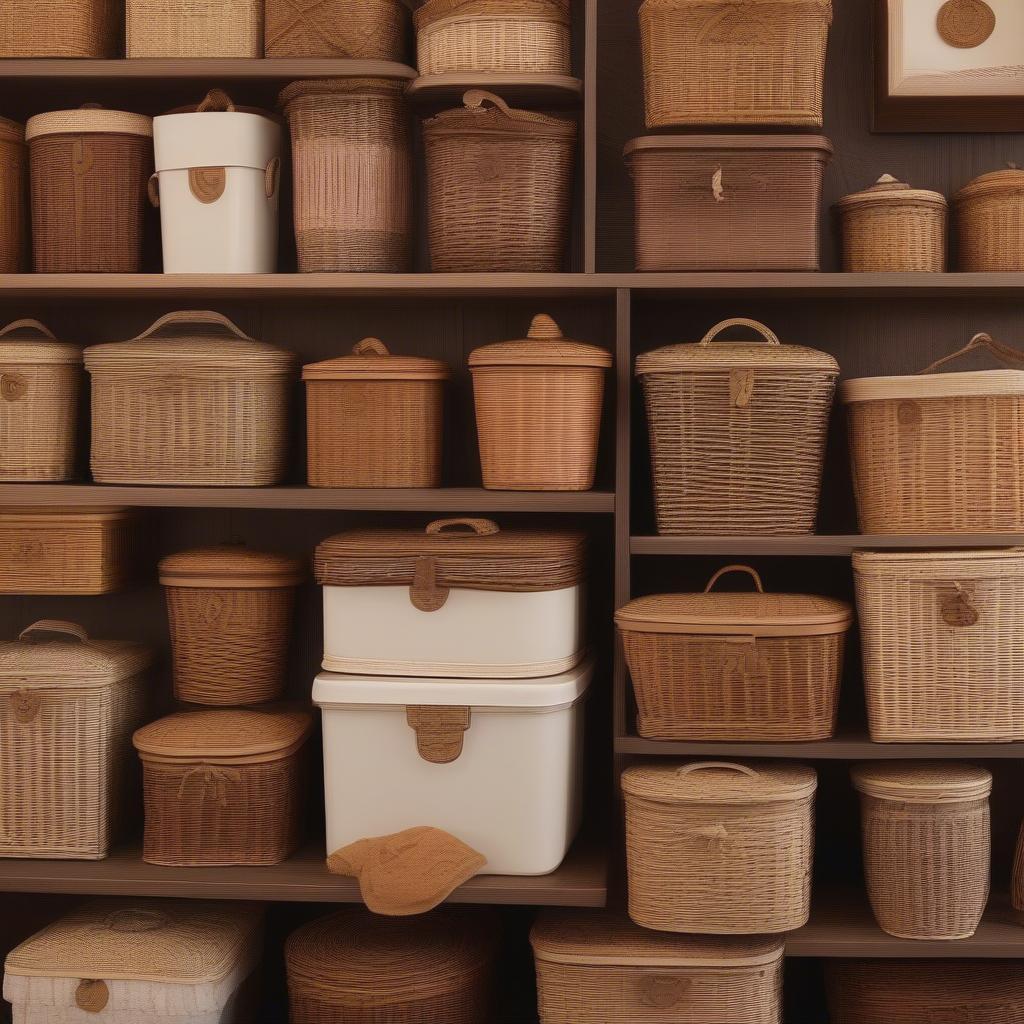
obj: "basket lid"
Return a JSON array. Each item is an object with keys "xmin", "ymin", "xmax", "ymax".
[
  {"xmin": 279, "ymin": 75, "xmax": 411, "ymax": 111},
  {"xmin": 0, "ymin": 505, "xmax": 136, "ymax": 524},
  {"xmin": 852, "ymin": 762, "xmax": 992, "ymax": 803},
  {"xmin": 0, "ymin": 116, "xmax": 24, "ymax": 144},
  {"xmin": 26, "ymin": 106, "xmax": 153, "ymax": 141},
  {"xmin": 622, "ymin": 760, "xmax": 817, "ymax": 805},
  {"xmin": 955, "ymin": 166, "xmax": 1024, "ymax": 203},
  {"xmin": 424, "ymin": 90, "xmax": 576, "ymax": 139},
  {"xmin": 415, "ymin": 0, "xmax": 569, "ymax": 29},
  {"xmin": 0, "ymin": 319, "xmax": 81, "ymax": 365},
  {"xmin": 158, "ymin": 546, "xmax": 307, "ymax": 588},
  {"xmin": 468, "ymin": 314, "xmax": 612, "ymax": 369},
  {"xmin": 836, "ymin": 173, "xmax": 947, "ymax": 211},
  {"xmin": 852, "ymin": 547, "xmax": 1024, "ymax": 575},
  {"xmin": 635, "ymin": 319, "xmax": 839, "ymax": 375},
  {"xmin": 303, "ymin": 338, "xmax": 450, "ymax": 381},
  {"xmin": 624, "ymin": 134, "xmax": 833, "ymax": 158}
]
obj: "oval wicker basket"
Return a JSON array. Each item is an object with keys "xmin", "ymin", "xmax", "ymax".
[
  {"xmin": 126, "ymin": 0, "xmax": 262, "ymax": 56},
  {"xmin": 0, "ymin": 0, "xmax": 119, "ymax": 57},
  {"xmin": 0, "ymin": 117, "xmax": 27, "ymax": 274},
  {"xmin": 266, "ymin": 0, "xmax": 408, "ymax": 57},
  {"xmin": 955, "ymin": 168, "xmax": 1024, "ymax": 272}
]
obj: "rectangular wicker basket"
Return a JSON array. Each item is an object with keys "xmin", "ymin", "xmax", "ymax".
[
  {"xmin": 0, "ymin": 118, "xmax": 26, "ymax": 274},
  {"xmin": 126, "ymin": 0, "xmax": 262, "ymax": 56},
  {"xmin": 0, "ymin": 0, "xmax": 120, "ymax": 57},
  {"xmin": 266, "ymin": 0, "xmax": 408, "ymax": 58}
]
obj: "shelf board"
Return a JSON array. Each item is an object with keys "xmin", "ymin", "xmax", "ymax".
[
  {"xmin": 630, "ymin": 534, "xmax": 1024, "ymax": 556},
  {"xmin": 406, "ymin": 72, "xmax": 583, "ymax": 109}
]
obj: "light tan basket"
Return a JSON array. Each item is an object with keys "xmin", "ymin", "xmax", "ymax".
[
  {"xmin": 622, "ymin": 760, "xmax": 816, "ymax": 934},
  {"xmin": 266, "ymin": 0, "xmax": 409, "ymax": 58},
  {"xmin": 0, "ymin": 319, "xmax": 83, "ymax": 483},
  {"xmin": 0, "ymin": 620, "xmax": 151, "ymax": 859},
  {"xmin": 852, "ymin": 762, "xmax": 991, "ymax": 940},
  {"xmin": 126, "ymin": 0, "xmax": 262, "ymax": 56},
  {"xmin": 955, "ymin": 167, "xmax": 1024, "ymax": 272},
  {"xmin": 0, "ymin": 118, "xmax": 26, "ymax": 273},
  {"xmin": 0, "ymin": 0, "xmax": 119, "ymax": 56}
]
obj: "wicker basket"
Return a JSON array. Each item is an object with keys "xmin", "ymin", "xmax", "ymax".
[
  {"xmin": 266, "ymin": 0, "xmax": 408, "ymax": 58},
  {"xmin": 133, "ymin": 707, "xmax": 311, "ymax": 866},
  {"xmin": 0, "ymin": 118, "xmax": 26, "ymax": 274},
  {"xmin": 836, "ymin": 174, "xmax": 948, "ymax": 273},
  {"xmin": 0, "ymin": 319, "xmax": 83, "ymax": 483},
  {"xmin": 0, "ymin": 0, "xmax": 119, "ymax": 56},
  {"xmin": 1013, "ymin": 819, "xmax": 1024, "ymax": 913},
  {"xmin": 415, "ymin": 0, "xmax": 570, "ymax": 75},
  {"xmin": 303, "ymin": 338, "xmax": 449, "ymax": 488},
  {"xmin": 955, "ymin": 168, "xmax": 1024, "ymax": 272},
  {"xmin": 160, "ymin": 547, "xmax": 306, "ymax": 706},
  {"xmin": 286, "ymin": 908, "xmax": 497, "ymax": 1023},
  {"xmin": 639, "ymin": 0, "xmax": 831, "ymax": 128},
  {"xmin": 126, "ymin": 0, "xmax": 262, "ymax": 56},
  {"xmin": 852, "ymin": 762, "xmax": 991, "ymax": 940},
  {"xmin": 0, "ymin": 620, "xmax": 151, "ymax": 859},
  {"xmin": 637, "ymin": 318, "xmax": 838, "ymax": 535},
  {"xmin": 423, "ymin": 90, "xmax": 576, "ymax": 273},
  {"xmin": 532, "ymin": 911, "xmax": 785, "ymax": 1024},
  {"xmin": 280, "ymin": 77, "xmax": 413, "ymax": 273},
  {"xmin": 469, "ymin": 314, "xmax": 611, "ymax": 491},
  {"xmin": 622, "ymin": 760, "xmax": 816, "ymax": 934},
  {"xmin": 616, "ymin": 565, "xmax": 852, "ymax": 742},
  {"xmin": 84, "ymin": 310, "xmax": 295, "ymax": 486}
]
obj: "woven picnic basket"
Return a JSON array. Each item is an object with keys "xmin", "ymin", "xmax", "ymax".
[
  {"xmin": 134, "ymin": 707, "xmax": 311, "ymax": 866},
  {"xmin": 616, "ymin": 566, "xmax": 851, "ymax": 742},
  {"xmin": 286, "ymin": 908, "xmax": 497, "ymax": 1023},
  {"xmin": 638, "ymin": 0, "xmax": 831, "ymax": 128},
  {"xmin": 160, "ymin": 547, "xmax": 306, "ymax": 706},
  {"xmin": 853, "ymin": 762, "xmax": 991, "ymax": 940},
  {"xmin": 0, "ymin": 620, "xmax": 151, "ymax": 860},
  {"xmin": 0, "ymin": 118, "xmax": 26, "ymax": 273},
  {"xmin": 26, "ymin": 108, "xmax": 153, "ymax": 274},
  {"xmin": 126, "ymin": 0, "xmax": 262, "ymax": 56},
  {"xmin": 280, "ymin": 77, "xmax": 413, "ymax": 273},
  {"xmin": 531, "ymin": 911, "xmax": 785, "ymax": 1024},
  {"xmin": 84, "ymin": 310, "xmax": 295, "ymax": 486},
  {"xmin": 266, "ymin": 0, "xmax": 408, "ymax": 58},
  {"xmin": 469, "ymin": 314, "xmax": 611, "ymax": 491},
  {"xmin": 622, "ymin": 760, "xmax": 816, "ymax": 934},
  {"xmin": 423, "ymin": 91, "xmax": 576, "ymax": 272},
  {"xmin": 0, "ymin": 320, "xmax": 82, "ymax": 483},
  {"xmin": 303, "ymin": 339, "xmax": 449, "ymax": 488},
  {"xmin": 955, "ymin": 167, "xmax": 1024, "ymax": 272},
  {"xmin": 637, "ymin": 319, "xmax": 838, "ymax": 535},
  {"xmin": 0, "ymin": 0, "xmax": 119, "ymax": 56}
]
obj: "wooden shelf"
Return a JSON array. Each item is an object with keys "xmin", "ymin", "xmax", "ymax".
[
  {"xmin": 630, "ymin": 534, "xmax": 1024, "ymax": 556},
  {"xmin": 406, "ymin": 72, "xmax": 583, "ymax": 108}
]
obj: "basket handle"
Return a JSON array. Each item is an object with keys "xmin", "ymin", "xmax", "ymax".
[
  {"xmin": 676, "ymin": 761, "xmax": 759, "ymax": 779},
  {"xmin": 918, "ymin": 332, "xmax": 1024, "ymax": 375},
  {"xmin": 352, "ymin": 337, "xmax": 390, "ymax": 357},
  {"xmin": 425, "ymin": 518, "xmax": 500, "ymax": 537},
  {"xmin": 197, "ymin": 88, "xmax": 237, "ymax": 113},
  {"xmin": 699, "ymin": 319, "xmax": 781, "ymax": 347},
  {"xmin": 265, "ymin": 156, "xmax": 280, "ymax": 199},
  {"xmin": 0, "ymin": 319, "xmax": 57, "ymax": 340},
  {"xmin": 704, "ymin": 564, "xmax": 765, "ymax": 594},
  {"xmin": 19, "ymin": 620, "xmax": 89, "ymax": 643},
  {"xmin": 130, "ymin": 310, "xmax": 256, "ymax": 343},
  {"xmin": 461, "ymin": 89, "xmax": 551, "ymax": 127},
  {"xmin": 147, "ymin": 173, "xmax": 160, "ymax": 208}
]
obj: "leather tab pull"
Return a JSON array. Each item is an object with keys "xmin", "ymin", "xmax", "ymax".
[
  {"xmin": 0, "ymin": 372, "xmax": 27, "ymax": 402},
  {"xmin": 730, "ymin": 368, "xmax": 754, "ymax": 407},
  {"xmin": 940, "ymin": 584, "xmax": 980, "ymax": 627},
  {"xmin": 10, "ymin": 689, "xmax": 40, "ymax": 724},
  {"xmin": 410, "ymin": 555, "xmax": 449, "ymax": 612},
  {"xmin": 75, "ymin": 979, "xmax": 109, "ymax": 1013},
  {"xmin": 406, "ymin": 706, "xmax": 471, "ymax": 763},
  {"xmin": 189, "ymin": 167, "xmax": 226, "ymax": 204},
  {"xmin": 638, "ymin": 975, "xmax": 691, "ymax": 1010}
]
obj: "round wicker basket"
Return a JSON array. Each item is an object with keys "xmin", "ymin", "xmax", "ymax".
[{"xmin": 955, "ymin": 167, "xmax": 1024, "ymax": 272}]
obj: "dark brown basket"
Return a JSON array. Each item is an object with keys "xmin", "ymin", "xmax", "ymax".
[{"xmin": 0, "ymin": 118, "xmax": 27, "ymax": 274}]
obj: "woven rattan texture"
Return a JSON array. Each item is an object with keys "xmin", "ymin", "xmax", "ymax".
[
  {"xmin": 126, "ymin": 0, "xmax": 262, "ymax": 56},
  {"xmin": 1012, "ymin": 819, "xmax": 1024, "ymax": 912},
  {"xmin": 265, "ymin": 0, "xmax": 408, "ymax": 58},
  {"xmin": 0, "ymin": 0, "xmax": 119, "ymax": 56},
  {"xmin": 956, "ymin": 183, "xmax": 1024, "ymax": 272},
  {"xmin": 0, "ymin": 125, "xmax": 26, "ymax": 273},
  {"xmin": 840, "ymin": 201, "xmax": 947, "ymax": 273}
]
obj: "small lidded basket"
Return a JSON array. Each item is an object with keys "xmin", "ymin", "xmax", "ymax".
[{"xmin": 955, "ymin": 166, "xmax": 1024, "ymax": 271}]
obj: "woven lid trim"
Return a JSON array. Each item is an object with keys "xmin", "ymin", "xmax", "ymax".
[
  {"xmin": 0, "ymin": 506, "xmax": 137, "ymax": 524},
  {"xmin": 279, "ymin": 75, "xmax": 412, "ymax": 110},
  {"xmin": 0, "ymin": 621, "xmax": 152, "ymax": 684},
  {"xmin": 853, "ymin": 548, "xmax": 1024, "ymax": 574},
  {"xmin": 0, "ymin": 319, "xmax": 81, "ymax": 365},
  {"xmin": 302, "ymin": 338, "xmax": 450, "ymax": 381},
  {"xmin": 0, "ymin": 116, "xmax": 24, "ymax": 143},
  {"xmin": 852, "ymin": 762, "xmax": 992, "ymax": 803},
  {"xmin": 842, "ymin": 368, "xmax": 1024, "ymax": 402},
  {"xmin": 836, "ymin": 174, "xmax": 946, "ymax": 211},
  {"xmin": 622, "ymin": 760, "xmax": 817, "ymax": 805},
  {"xmin": 424, "ymin": 90, "xmax": 576, "ymax": 139},
  {"xmin": 955, "ymin": 167, "xmax": 1024, "ymax": 203},
  {"xmin": 468, "ymin": 314, "xmax": 612, "ymax": 368},
  {"xmin": 415, "ymin": 0, "xmax": 569, "ymax": 30},
  {"xmin": 624, "ymin": 134, "xmax": 833, "ymax": 158},
  {"xmin": 159, "ymin": 546, "xmax": 306, "ymax": 588},
  {"xmin": 26, "ymin": 108, "xmax": 153, "ymax": 140}
]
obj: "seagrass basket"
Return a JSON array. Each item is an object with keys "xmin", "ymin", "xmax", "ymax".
[
  {"xmin": 303, "ymin": 339, "xmax": 449, "ymax": 488},
  {"xmin": 422, "ymin": 90, "xmax": 576, "ymax": 272},
  {"xmin": 638, "ymin": 0, "xmax": 831, "ymax": 128},
  {"xmin": 637, "ymin": 318, "xmax": 838, "ymax": 535},
  {"xmin": 469, "ymin": 314, "xmax": 611, "ymax": 491},
  {"xmin": 266, "ymin": 0, "xmax": 408, "ymax": 58},
  {"xmin": 955, "ymin": 168, "xmax": 1024, "ymax": 272},
  {"xmin": 84, "ymin": 310, "xmax": 295, "ymax": 486},
  {"xmin": 0, "ymin": 118, "xmax": 26, "ymax": 274},
  {"xmin": 0, "ymin": 620, "xmax": 151, "ymax": 859},
  {"xmin": 133, "ymin": 707, "xmax": 312, "ymax": 866},
  {"xmin": 0, "ymin": 319, "xmax": 83, "ymax": 483},
  {"xmin": 126, "ymin": 0, "xmax": 262, "ymax": 56},
  {"xmin": 622, "ymin": 760, "xmax": 816, "ymax": 934},
  {"xmin": 0, "ymin": 0, "xmax": 119, "ymax": 56},
  {"xmin": 280, "ymin": 77, "xmax": 413, "ymax": 273},
  {"xmin": 160, "ymin": 547, "xmax": 306, "ymax": 706},
  {"xmin": 286, "ymin": 908, "xmax": 497, "ymax": 1023},
  {"xmin": 532, "ymin": 912, "xmax": 785, "ymax": 1024},
  {"xmin": 852, "ymin": 762, "xmax": 991, "ymax": 940},
  {"xmin": 616, "ymin": 566, "xmax": 851, "ymax": 742}
]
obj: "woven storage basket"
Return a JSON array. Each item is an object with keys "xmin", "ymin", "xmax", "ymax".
[
  {"xmin": 639, "ymin": 0, "xmax": 831, "ymax": 128},
  {"xmin": 0, "ymin": 620, "xmax": 151, "ymax": 860},
  {"xmin": 0, "ymin": 0, "xmax": 119, "ymax": 56},
  {"xmin": 0, "ymin": 118, "xmax": 26, "ymax": 274},
  {"xmin": 266, "ymin": 0, "xmax": 408, "ymax": 57},
  {"xmin": 286, "ymin": 908, "xmax": 497, "ymax": 1023},
  {"xmin": 616, "ymin": 565, "xmax": 851, "ymax": 742},
  {"xmin": 532, "ymin": 911, "xmax": 784, "ymax": 1024},
  {"xmin": 160, "ymin": 547, "xmax": 306, "ymax": 706},
  {"xmin": 622, "ymin": 760, "xmax": 816, "ymax": 934},
  {"xmin": 126, "ymin": 0, "xmax": 262, "ymax": 56},
  {"xmin": 0, "ymin": 320, "xmax": 82, "ymax": 483},
  {"xmin": 852, "ymin": 762, "xmax": 991, "ymax": 940},
  {"xmin": 955, "ymin": 168, "xmax": 1024, "ymax": 272},
  {"xmin": 84, "ymin": 310, "xmax": 295, "ymax": 486},
  {"xmin": 280, "ymin": 77, "xmax": 413, "ymax": 273},
  {"xmin": 134, "ymin": 707, "xmax": 311, "ymax": 866},
  {"xmin": 304, "ymin": 338, "xmax": 449, "ymax": 488},
  {"xmin": 836, "ymin": 174, "xmax": 947, "ymax": 273},
  {"xmin": 26, "ymin": 108, "xmax": 152, "ymax": 275},
  {"xmin": 423, "ymin": 90, "xmax": 576, "ymax": 273},
  {"xmin": 637, "ymin": 318, "xmax": 838, "ymax": 535}
]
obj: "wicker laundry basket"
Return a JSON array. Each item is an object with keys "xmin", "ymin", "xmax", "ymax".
[
  {"xmin": 266, "ymin": 0, "xmax": 408, "ymax": 58},
  {"xmin": 0, "ymin": 319, "xmax": 82, "ymax": 483},
  {"xmin": 852, "ymin": 762, "xmax": 991, "ymax": 940},
  {"xmin": 0, "ymin": 620, "xmax": 151, "ymax": 859},
  {"xmin": 0, "ymin": 0, "xmax": 119, "ymax": 56},
  {"xmin": 423, "ymin": 90, "xmax": 576, "ymax": 272},
  {"xmin": 622, "ymin": 760, "xmax": 816, "ymax": 934},
  {"xmin": 0, "ymin": 118, "xmax": 26, "ymax": 274},
  {"xmin": 955, "ymin": 167, "xmax": 1024, "ymax": 272},
  {"xmin": 127, "ymin": 0, "xmax": 262, "ymax": 56}
]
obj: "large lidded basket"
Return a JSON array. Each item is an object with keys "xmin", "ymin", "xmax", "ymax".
[
  {"xmin": 955, "ymin": 167, "xmax": 1024, "ymax": 272},
  {"xmin": 0, "ymin": 620, "xmax": 151, "ymax": 860},
  {"xmin": 0, "ymin": 118, "xmax": 26, "ymax": 273},
  {"xmin": 266, "ymin": 0, "xmax": 409, "ymax": 58},
  {"xmin": 0, "ymin": 0, "xmax": 119, "ymax": 57},
  {"xmin": 126, "ymin": 0, "xmax": 262, "ymax": 56},
  {"xmin": 637, "ymin": 319, "xmax": 838, "ymax": 535},
  {"xmin": 616, "ymin": 565, "xmax": 852, "ymax": 742}
]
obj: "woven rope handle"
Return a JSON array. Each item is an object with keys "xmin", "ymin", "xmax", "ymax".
[
  {"xmin": 462, "ymin": 88, "xmax": 551, "ymax": 127},
  {"xmin": 147, "ymin": 173, "xmax": 160, "ymax": 208},
  {"xmin": 425, "ymin": 518, "xmax": 500, "ymax": 536},
  {"xmin": 352, "ymin": 337, "xmax": 389, "ymax": 357},
  {"xmin": 918, "ymin": 332, "xmax": 1024, "ymax": 375},
  {"xmin": 197, "ymin": 88, "xmax": 236, "ymax": 113},
  {"xmin": 19, "ymin": 620, "xmax": 89, "ymax": 643},
  {"xmin": 265, "ymin": 156, "xmax": 280, "ymax": 199},
  {"xmin": 704, "ymin": 564, "xmax": 765, "ymax": 594},
  {"xmin": 131, "ymin": 311, "xmax": 255, "ymax": 343},
  {"xmin": 676, "ymin": 761, "xmax": 759, "ymax": 779},
  {"xmin": 699, "ymin": 319, "xmax": 781, "ymax": 347},
  {"xmin": 0, "ymin": 319, "xmax": 57, "ymax": 340}
]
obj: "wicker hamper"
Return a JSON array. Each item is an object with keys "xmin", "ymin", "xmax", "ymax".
[
  {"xmin": 639, "ymin": 0, "xmax": 831, "ymax": 128},
  {"xmin": 622, "ymin": 760, "xmax": 816, "ymax": 934},
  {"xmin": 852, "ymin": 762, "xmax": 991, "ymax": 940},
  {"xmin": 955, "ymin": 167, "xmax": 1024, "ymax": 272},
  {"xmin": 423, "ymin": 90, "xmax": 576, "ymax": 273},
  {"xmin": 160, "ymin": 546, "xmax": 306, "ymax": 706},
  {"xmin": 134, "ymin": 707, "xmax": 311, "ymax": 867},
  {"xmin": 616, "ymin": 565, "xmax": 851, "ymax": 742},
  {"xmin": 0, "ymin": 118, "xmax": 26, "ymax": 274},
  {"xmin": 84, "ymin": 310, "xmax": 295, "ymax": 486},
  {"xmin": 126, "ymin": 0, "xmax": 262, "ymax": 56},
  {"xmin": 266, "ymin": 0, "xmax": 408, "ymax": 58},
  {"xmin": 0, "ymin": 0, "xmax": 119, "ymax": 57},
  {"xmin": 531, "ymin": 911, "xmax": 785, "ymax": 1024},
  {"xmin": 304, "ymin": 339, "xmax": 449, "ymax": 488},
  {"xmin": 0, "ymin": 620, "xmax": 151, "ymax": 859}
]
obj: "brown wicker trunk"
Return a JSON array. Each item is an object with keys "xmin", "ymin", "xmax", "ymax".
[
  {"xmin": 265, "ymin": 0, "xmax": 409, "ymax": 58},
  {"xmin": 126, "ymin": 0, "xmax": 263, "ymax": 56},
  {"xmin": 955, "ymin": 168, "xmax": 1024, "ymax": 272},
  {"xmin": 0, "ymin": 0, "xmax": 120, "ymax": 57},
  {"xmin": 0, "ymin": 117, "xmax": 26, "ymax": 274}
]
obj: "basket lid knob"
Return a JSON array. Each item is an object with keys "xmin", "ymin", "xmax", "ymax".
[
  {"xmin": 527, "ymin": 314, "xmax": 563, "ymax": 341},
  {"xmin": 867, "ymin": 173, "xmax": 911, "ymax": 192}
]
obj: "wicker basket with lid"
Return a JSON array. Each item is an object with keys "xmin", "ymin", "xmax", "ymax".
[
  {"xmin": 622, "ymin": 760, "xmax": 817, "ymax": 934},
  {"xmin": 126, "ymin": 0, "xmax": 262, "ymax": 56},
  {"xmin": 133, "ymin": 707, "xmax": 312, "ymax": 866},
  {"xmin": 0, "ymin": 117, "xmax": 26, "ymax": 273},
  {"xmin": 0, "ymin": 0, "xmax": 119, "ymax": 57},
  {"xmin": 304, "ymin": 339, "xmax": 450, "ymax": 488},
  {"xmin": 955, "ymin": 167, "xmax": 1024, "ymax": 271},
  {"xmin": 852, "ymin": 762, "xmax": 992, "ymax": 940},
  {"xmin": 266, "ymin": 0, "xmax": 409, "ymax": 58}
]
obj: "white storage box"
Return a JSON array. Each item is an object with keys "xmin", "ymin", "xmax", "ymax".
[
  {"xmin": 314, "ymin": 518, "xmax": 586, "ymax": 678},
  {"xmin": 313, "ymin": 658, "xmax": 592, "ymax": 875},
  {"xmin": 150, "ymin": 91, "xmax": 281, "ymax": 274}
]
